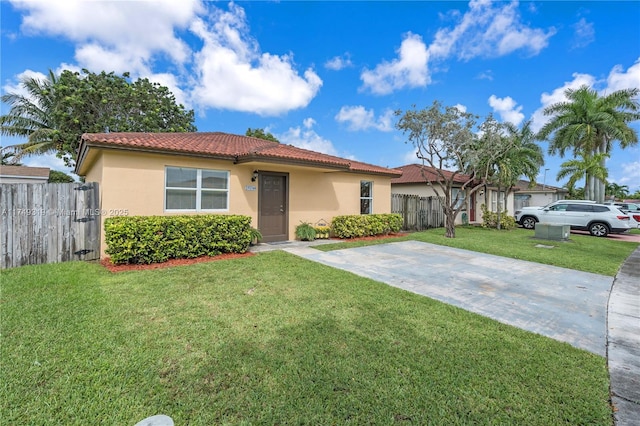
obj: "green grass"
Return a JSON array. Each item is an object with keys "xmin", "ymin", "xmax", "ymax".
[
  {"xmin": 2, "ymin": 255, "xmax": 613, "ymax": 425},
  {"xmin": 317, "ymin": 226, "xmax": 639, "ymax": 276}
]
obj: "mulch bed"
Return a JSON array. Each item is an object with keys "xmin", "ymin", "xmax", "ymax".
[
  {"xmin": 100, "ymin": 252, "xmax": 255, "ymax": 273},
  {"xmin": 100, "ymin": 233, "xmax": 409, "ymax": 273}
]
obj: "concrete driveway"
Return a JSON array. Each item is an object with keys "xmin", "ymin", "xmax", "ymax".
[{"xmin": 285, "ymin": 240, "xmax": 612, "ymax": 356}]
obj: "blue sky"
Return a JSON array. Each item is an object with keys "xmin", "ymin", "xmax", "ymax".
[{"xmin": 1, "ymin": 1, "xmax": 639, "ymax": 192}]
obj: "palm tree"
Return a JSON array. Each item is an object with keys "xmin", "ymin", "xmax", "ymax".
[
  {"xmin": 0, "ymin": 146, "xmax": 22, "ymax": 165},
  {"xmin": 0, "ymin": 70, "xmax": 63, "ymax": 157},
  {"xmin": 556, "ymin": 151, "xmax": 609, "ymax": 199},
  {"xmin": 605, "ymin": 182, "xmax": 629, "ymax": 201},
  {"xmin": 504, "ymin": 120, "xmax": 544, "ymax": 187},
  {"xmin": 537, "ymin": 85, "xmax": 640, "ymax": 202}
]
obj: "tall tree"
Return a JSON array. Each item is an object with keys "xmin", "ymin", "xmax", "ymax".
[
  {"xmin": 0, "ymin": 70, "xmax": 62, "ymax": 157},
  {"xmin": 245, "ymin": 128, "xmax": 280, "ymax": 143},
  {"xmin": 396, "ymin": 103, "xmax": 513, "ymax": 238},
  {"xmin": 1, "ymin": 69, "xmax": 197, "ymax": 167},
  {"xmin": 537, "ymin": 85, "xmax": 640, "ymax": 202},
  {"xmin": 485, "ymin": 120, "xmax": 544, "ymax": 229}
]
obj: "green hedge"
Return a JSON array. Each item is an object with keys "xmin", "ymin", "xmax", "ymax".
[
  {"xmin": 331, "ymin": 213, "xmax": 403, "ymax": 239},
  {"xmin": 104, "ymin": 215, "xmax": 252, "ymax": 264}
]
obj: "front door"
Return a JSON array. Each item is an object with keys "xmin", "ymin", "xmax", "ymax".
[{"xmin": 259, "ymin": 172, "xmax": 288, "ymax": 242}]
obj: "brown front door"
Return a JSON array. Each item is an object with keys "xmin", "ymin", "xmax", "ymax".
[
  {"xmin": 469, "ymin": 192, "xmax": 476, "ymax": 222},
  {"xmin": 259, "ymin": 172, "xmax": 288, "ymax": 242}
]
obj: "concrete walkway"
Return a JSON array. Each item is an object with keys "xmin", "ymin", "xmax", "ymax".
[{"xmin": 608, "ymin": 246, "xmax": 640, "ymax": 425}]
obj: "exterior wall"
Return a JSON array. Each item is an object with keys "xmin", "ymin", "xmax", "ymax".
[
  {"xmin": 522, "ymin": 192, "xmax": 563, "ymax": 207},
  {"xmin": 0, "ymin": 176, "xmax": 48, "ymax": 184},
  {"xmin": 475, "ymin": 188, "xmax": 515, "ymax": 223},
  {"xmin": 391, "ymin": 183, "xmax": 439, "ymax": 198},
  {"xmin": 89, "ymin": 149, "xmax": 394, "ymax": 257}
]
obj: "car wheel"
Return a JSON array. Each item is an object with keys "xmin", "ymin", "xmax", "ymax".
[
  {"xmin": 589, "ymin": 222, "xmax": 609, "ymax": 237},
  {"xmin": 521, "ymin": 216, "xmax": 537, "ymax": 229}
]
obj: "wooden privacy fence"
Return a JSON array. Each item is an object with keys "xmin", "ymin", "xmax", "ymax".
[
  {"xmin": 0, "ymin": 182, "xmax": 100, "ymax": 269},
  {"xmin": 392, "ymin": 194, "xmax": 445, "ymax": 231}
]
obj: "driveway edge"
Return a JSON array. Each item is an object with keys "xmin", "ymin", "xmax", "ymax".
[{"xmin": 608, "ymin": 246, "xmax": 640, "ymax": 425}]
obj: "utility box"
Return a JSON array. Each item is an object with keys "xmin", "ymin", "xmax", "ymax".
[{"xmin": 534, "ymin": 223, "xmax": 570, "ymax": 241}]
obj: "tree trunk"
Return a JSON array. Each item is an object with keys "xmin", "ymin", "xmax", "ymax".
[{"xmin": 445, "ymin": 213, "xmax": 456, "ymax": 238}]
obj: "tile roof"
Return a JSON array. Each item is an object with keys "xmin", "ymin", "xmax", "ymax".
[
  {"xmin": 0, "ymin": 165, "xmax": 50, "ymax": 178},
  {"xmin": 78, "ymin": 132, "xmax": 401, "ymax": 177},
  {"xmin": 391, "ymin": 164, "xmax": 471, "ymax": 185},
  {"xmin": 514, "ymin": 180, "xmax": 568, "ymax": 192}
]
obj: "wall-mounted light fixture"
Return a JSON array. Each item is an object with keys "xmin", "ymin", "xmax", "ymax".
[{"xmin": 251, "ymin": 171, "xmax": 259, "ymax": 182}]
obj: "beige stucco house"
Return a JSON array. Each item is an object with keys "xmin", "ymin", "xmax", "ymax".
[
  {"xmin": 391, "ymin": 164, "xmax": 516, "ymax": 224},
  {"xmin": 74, "ymin": 132, "xmax": 402, "ymax": 256}
]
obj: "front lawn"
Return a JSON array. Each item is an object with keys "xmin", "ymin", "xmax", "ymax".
[
  {"xmin": 1, "ymin": 254, "xmax": 612, "ymax": 425},
  {"xmin": 317, "ymin": 226, "xmax": 638, "ymax": 276}
]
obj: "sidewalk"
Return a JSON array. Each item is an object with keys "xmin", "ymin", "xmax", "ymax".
[{"xmin": 608, "ymin": 246, "xmax": 640, "ymax": 425}]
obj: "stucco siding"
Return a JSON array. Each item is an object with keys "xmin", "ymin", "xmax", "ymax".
[{"xmin": 91, "ymin": 149, "xmax": 393, "ymax": 257}]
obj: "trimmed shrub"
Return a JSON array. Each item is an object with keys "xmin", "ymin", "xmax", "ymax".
[
  {"xmin": 295, "ymin": 222, "xmax": 317, "ymax": 241},
  {"xmin": 104, "ymin": 215, "xmax": 252, "ymax": 264},
  {"xmin": 314, "ymin": 226, "xmax": 331, "ymax": 239},
  {"xmin": 480, "ymin": 204, "xmax": 517, "ymax": 230},
  {"xmin": 331, "ymin": 213, "xmax": 403, "ymax": 239}
]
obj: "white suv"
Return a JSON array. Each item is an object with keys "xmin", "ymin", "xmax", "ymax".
[{"xmin": 514, "ymin": 200, "xmax": 631, "ymax": 237}]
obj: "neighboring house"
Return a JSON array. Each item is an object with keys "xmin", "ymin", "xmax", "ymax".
[
  {"xmin": 391, "ymin": 164, "xmax": 479, "ymax": 224},
  {"xmin": 391, "ymin": 163, "xmax": 520, "ymax": 224},
  {"xmin": 512, "ymin": 180, "xmax": 569, "ymax": 210},
  {"xmin": 0, "ymin": 165, "xmax": 50, "ymax": 184},
  {"xmin": 74, "ymin": 132, "xmax": 402, "ymax": 256}
]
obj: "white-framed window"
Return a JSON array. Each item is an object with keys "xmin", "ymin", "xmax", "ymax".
[
  {"xmin": 490, "ymin": 191, "xmax": 506, "ymax": 212},
  {"xmin": 165, "ymin": 166, "xmax": 229, "ymax": 211},
  {"xmin": 360, "ymin": 180, "xmax": 373, "ymax": 214},
  {"xmin": 451, "ymin": 188, "xmax": 466, "ymax": 209}
]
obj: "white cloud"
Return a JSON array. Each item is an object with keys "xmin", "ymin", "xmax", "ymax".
[
  {"xmin": 325, "ymin": 53, "xmax": 353, "ymax": 70},
  {"xmin": 190, "ymin": 4, "xmax": 322, "ymax": 115},
  {"xmin": 618, "ymin": 160, "xmax": 640, "ymax": 191},
  {"xmin": 360, "ymin": 32, "xmax": 429, "ymax": 95},
  {"xmin": 488, "ymin": 95, "xmax": 524, "ymax": 125},
  {"xmin": 402, "ymin": 148, "xmax": 420, "ymax": 164},
  {"xmin": 572, "ymin": 18, "xmax": 595, "ymax": 49},
  {"xmin": 23, "ymin": 154, "xmax": 76, "ymax": 177},
  {"xmin": 530, "ymin": 59, "xmax": 640, "ymax": 133},
  {"xmin": 606, "ymin": 58, "xmax": 640, "ymax": 92},
  {"xmin": 530, "ymin": 72, "xmax": 596, "ymax": 132},
  {"xmin": 2, "ymin": 69, "xmax": 48, "ymax": 100},
  {"xmin": 454, "ymin": 104, "xmax": 467, "ymax": 113},
  {"xmin": 10, "ymin": 0, "xmax": 201, "ymax": 73},
  {"xmin": 428, "ymin": 0, "xmax": 555, "ymax": 61},
  {"xmin": 277, "ymin": 121, "xmax": 340, "ymax": 156},
  {"xmin": 303, "ymin": 118, "xmax": 316, "ymax": 129},
  {"xmin": 335, "ymin": 106, "xmax": 394, "ymax": 131}
]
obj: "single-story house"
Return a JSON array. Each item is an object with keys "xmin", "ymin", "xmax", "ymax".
[
  {"xmin": 74, "ymin": 132, "xmax": 402, "ymax": 256},
  {"xmin": 391, "ymin": 163, "xmax": 517, "ymax": 223},
  {"xmin": 0, "ymin": 165, "xmax": 50, "ymax": 184},
  {"xmin": 512, "ymin": 180, "xmax": 569, "ymax": 210}
]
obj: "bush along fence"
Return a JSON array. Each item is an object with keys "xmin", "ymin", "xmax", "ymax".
[
  {"xmin": 392, "ymin": 194, "xmax": 445, "ymax": 231},
  {"xmin": 331, "ymin": 214, "xmax": 403, "ymax": 239},
  {"xmin": 0, "ymin": 182, "xmax": 100, "ymax": 269},
  {"xmin": 104, "ymin": 214, "xmax": 252, "ymax": 264}
]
